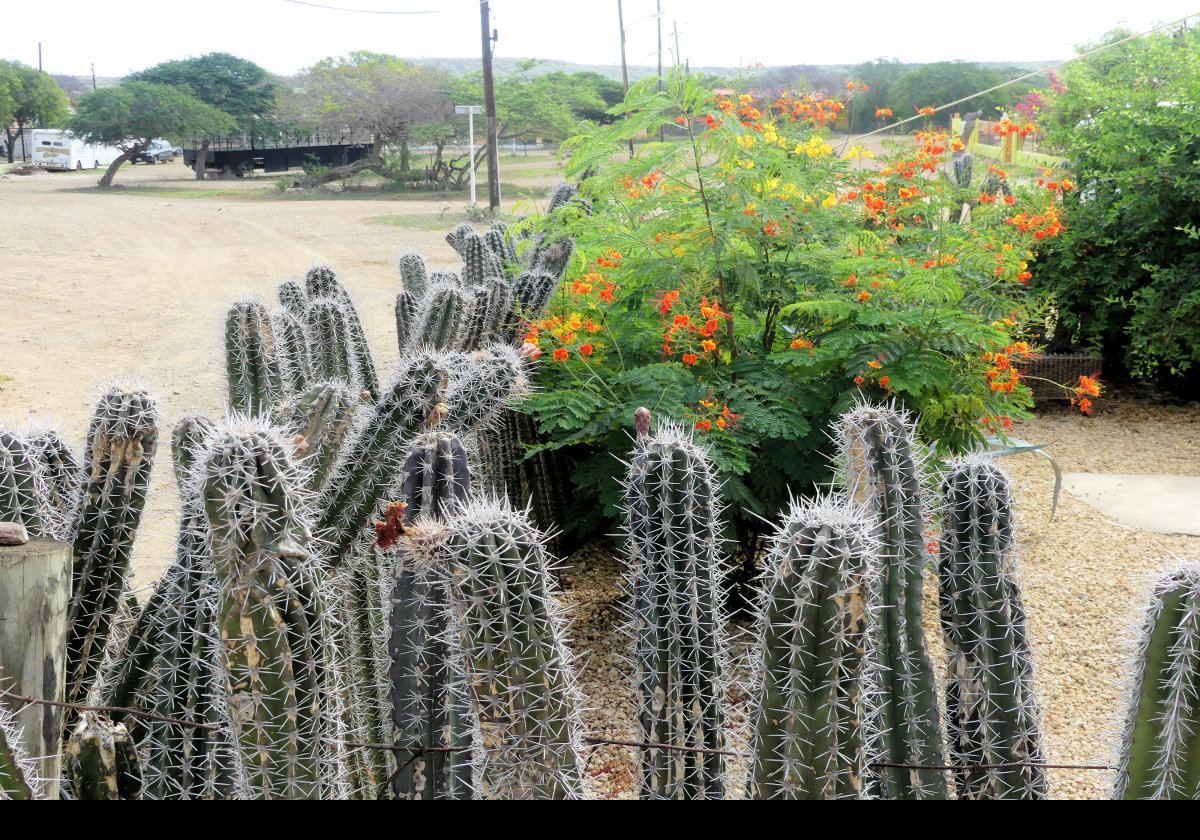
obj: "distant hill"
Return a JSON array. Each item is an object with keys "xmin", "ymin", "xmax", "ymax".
[{"xmin": 414, "ymin": 56, "xmax": 739, "ymax": 81}]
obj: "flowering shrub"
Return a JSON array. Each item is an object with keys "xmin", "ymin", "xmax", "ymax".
[
  {"xmin": 1034, "ymin": 27, "xmax": 1200, "ymax": 383},
  {"xmin": 521, "ymin": 69, "xmax": 1067, "ymax": 539}
]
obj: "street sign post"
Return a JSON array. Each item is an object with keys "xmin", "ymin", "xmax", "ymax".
[{"xmin": 455, "ymin": 104, "xmax": 484, "ymax": 207}]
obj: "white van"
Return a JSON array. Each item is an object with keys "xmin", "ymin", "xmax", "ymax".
[{"xmin": 31, "ymin": 129, "xmax": 123, "ymax": 171}]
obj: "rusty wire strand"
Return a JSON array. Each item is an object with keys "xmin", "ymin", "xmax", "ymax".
[{"xmin": 0, "ymin": 687, "xmax": 1116, "ymax": 772}]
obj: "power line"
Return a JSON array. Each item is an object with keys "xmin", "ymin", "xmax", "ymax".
[
  {"xmin": 851, "ymin": 11, "xmax": 1200, "ymax": 143},
  {"xmin": 280, "ymin": 0, "xmax": 444, "ymax": 14}
]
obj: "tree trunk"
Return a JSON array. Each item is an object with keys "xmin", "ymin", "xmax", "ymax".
[
  {"xmin": 16, "ymin": 122, "xmax": 27, "ymax": 162},
  {"xmin": 296, "ymin": 158, "xmax": 381, "ymax": 189},
  {"xmin": 0, "ymin": 539, "xmax": 72, "ymax": 799},
  {"xmin": 4, "ymin": 128, "xmax": 14, "ymax": 164},
  {"xmin": 194, "ymin": 139, "xmax": 210, "ymax": 181},
  {"xmin": 98, "ymin": 152, "xmax": 133, "ymax": 187}
]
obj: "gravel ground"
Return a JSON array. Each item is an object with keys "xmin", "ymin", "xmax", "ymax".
[{"xmin": 557, "ymin": 393, "xmax": 1200, "ymax": 799}]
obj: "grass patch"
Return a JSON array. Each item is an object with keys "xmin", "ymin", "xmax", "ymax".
[
  {"xmin": 364, "ymin": 211, "xmax": 491, "ymax": 230},
  {"xmin": 78, "ymin": 186, "xmax": 262, "ymax": 198}
]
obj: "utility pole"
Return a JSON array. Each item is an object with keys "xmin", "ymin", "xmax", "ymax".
[
  {"xmin": 480, "ymin": 0, "xmax": 501, "ymax": 212},
  {"xmin": 90, "ymin": 63, "xmax": 96, "ymax": 92},
  {"xmin": 37, "ymin": 42, "xmax": 42, "ymax": 71},
  {"xmin": 673, "ymin": 22, "xmax": 681, "ymax": 69},
  {"xmin": 617, "ymin": 0, "xmax": 634, "ymax": 155},
  {"xmin": 657, "ymin": 0, "xmax": 664, "ymax": 142}
]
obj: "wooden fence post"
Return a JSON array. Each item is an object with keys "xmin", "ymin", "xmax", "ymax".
[{"xmin": 0, "ymin": 538, "xmax": 71, "ymax": 799}]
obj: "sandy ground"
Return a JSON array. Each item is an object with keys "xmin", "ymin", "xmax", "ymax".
[
  {"xmin": 0, "ymin": 155, "xmax": 563, "ymax": 585},
  {"xmin": 4, "ymin": 155, "xmax": 1198, "ymax": 799}
]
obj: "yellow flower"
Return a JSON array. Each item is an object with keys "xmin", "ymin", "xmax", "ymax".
[
  {"xmin": 821, "ymin": 192, "xmax": 836, "ymax": 208},
  {"xmin": 736, "ymin": 134, "xmax": 756, "ymax": 150},
  {"xmin": 763, "ymin": 129, "xmax": 778, "ymax": 144}
]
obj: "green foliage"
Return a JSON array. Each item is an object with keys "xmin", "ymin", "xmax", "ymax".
[
  {"xmin": 127, "ymin": 52, "xmax": 277, "ymax": 134},
  {"xmin": 522, "ymin": 69, "xmax": 1055, "ymax": 541},
  {"xmin": 448, "ymin": 62, "xmax": 610, "ymax": 143},
  {"xmin": 1034, "ymin": 27, "xmax": 1200, "ymax": 383},
  {"xmin": 886, "ymin": 61, "xmax": 1022, "ymax": 126},
  {"xmin": 70, "ymin": 81, "xmax": 235, "ymax": 151},
  {"xmin": 0, "ymin": 60, "xmax": 69, "ymax": 146}
]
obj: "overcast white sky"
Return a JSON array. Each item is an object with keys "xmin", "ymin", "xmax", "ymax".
[{"xmin": 5, "ymin": 0, "xmax": 1198, "ymax": 78}]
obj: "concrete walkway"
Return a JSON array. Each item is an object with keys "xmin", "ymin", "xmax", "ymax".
[{"xmin": 1063, "ymin": 473, "xmax": 1200, "ymax": 536}]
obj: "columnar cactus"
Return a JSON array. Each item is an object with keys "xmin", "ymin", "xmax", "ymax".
[
  {"xmin": 395, "ymin": 290, "xmax": 418, "ymax": 353},
  {"xmin": 224, "ymin": 298, "xmax": 285, "ymax": 418},
  {"xmin": 484, "ymin": 224, "xmax": 517, "ymax": 274},
  {"xmin": 289, "ymin": 380, "xmax": 361, "ymax": 490},
  {"xmin": 1114, "ymin": 561, "xmax": 1200, "ymax": 799},
  {"xmin": 306, "ymin": 297, "xmax": 359, "ymax": 389},
  {"xmin": 747, "ymin": 497, "xmax": 879, "ymax": 800},
  {"xmin": 952, "ymin": 152, "xmax": 975, "ymax": 189},
  {"xmin": 0, "ymin": 703, "xmax": 36, "ymax": 800},
  {"xmin": 504, "ymin": 271, "xmax": 563, "ymax": 341},
  {"xmin": 460, "ymin": 231, "xmax": 503, "ymax": 287},
  {"xmin": 398, "ymin": 250, "xmax": 428, "ymax": 298},
  {"xmin": 66, "ymin": 383, "xmax": 158, "ymax": 705},
  {"xmin": 277, "ymin": 278, "xmax": 309, "ymax": 319},
  {"xmin": 833, "ymin": 402, "xmax": 948, "ymax": 799},
  {"xmin": 98, "ymin": 415, "xmax": 236, "ymax": 800},
  {"xmin": 621, "ymin": 415, "xmax": 727, "ymax": 800},
  {"xmin": 304, "ymin": 265, "xmax": 379, "ymax": 400},
  {"xmin": 202, "ymin": 420, "xmax": 344, "ymax": 800},
  {"xmin": 443, "ymin": 496, "xmax": 584, "ymax": 799},
  {"xmin": 26, "ymin": 427, "xmax": 81, "ymax": 532},
  {"xmin": 316, "ymin": 352, "xmax": 447, "ymax": 561},
  {"xmin": 413, "ymin": 280, "xmax": 468, "ymax": 350},
  {"xmin": 939, "ymin": 455, "xmax": 1046, "ymax": 799},
  {"xmin": 397, "ymin": 431, "xmax": 471, "ymax": 525},
  {"xmin": 389, "ymin": 521, "xmax": 474, "ymax": 798},
  {"xmin": 0, "ymin": 429, "xmax": 51, "ymax": 538},
  {"xmin": 441, "ymin": 344, "xmax": 529, "ymax": 438},
  {"xmin": 272, "ymin": 307, "xmax": 311, "ymax": 396},
  {"xmin": 445, "ymin": 222, "xmax": 475, "ymax": 255},
  {"xmin": 65, "ymin": 712, "xmax": 144, "ymax": 800},
  {"xmin": 460, "ymin": 276, "xmax": 509, "ymax": 352}
]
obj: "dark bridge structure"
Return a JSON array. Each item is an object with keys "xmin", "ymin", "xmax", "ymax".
[{"xmin": 183, "ymin": 130, "xmax": 375, "ymax": 175}]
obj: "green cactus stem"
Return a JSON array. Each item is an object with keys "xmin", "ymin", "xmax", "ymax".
[
  {"xmin": 395, "ymin": 290, "xmax": 418, "ymax": 354},
  {"xmin": 304, "ymin": 265, "xmax": 379, "ymax": 400},
  {"xmin": 1115, "ymin": 561, "xmax": 1200, "ymax": 799},
  {"xmin": 273, "ymin": 307, "xmax": 312, "ymax": 396},
  {"xmin": 389, "ymin": 520, "xmax": 475, "ymax": 800},
  {"xmin": 398, "ymin": 250, "xmax": 429, "ymax": 298},
  {"xmin": 26, "ymin": 427, "xmax": 81, "ymax": 533},
  {"xmin": 833, "ymin": 401, "xmax": 948, "ymax": 800},
  {"xmin": 202, "ymin": 420, "xmax": 342, "ymax": 800},
  {"xmin": 0, "ymin": 703, "xmax": 36, "ymax": 800},
  {"xmin": 747, "ymin": 497, "xmax": 878, "ymax": 800},
  {"xmin": 225, "ymin": 298, "xmax": 285, "ymax": 418},
  {"xmin": 939, "ymin": 455, "xmax": 1046, "ymax": 800},
  {"xmin": 0, "ymin": 429, "xmax": 51, "ymax": 539},
  {"xmin": 306, "ymin": 297, "xmax": 359, "ymax": 390},
  {"xmin": 277, "ymin": 278, "xmax": 309, "ymax": 319},
  {"xmin": 414, "ymin": 281, "xmax": 468, "ymax": 351},
  {"xmin": 65, "ymin": 712, "xmax": 144, "ymax": 800},
  {"xmin": 65, "ymin": 383, "xmax": 158, "ymax": 706},
  {"xmin": 621, "ymin": 415, "xmax": 727, "ymax": 800},
  {"xmin": 444, "ymin": 496, "xmax": 584, "ymax": 799}
]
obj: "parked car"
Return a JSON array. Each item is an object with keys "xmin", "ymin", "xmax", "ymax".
[{"xmin": 132, "ymin": 139, "xmax": 182, "ymax": 164}]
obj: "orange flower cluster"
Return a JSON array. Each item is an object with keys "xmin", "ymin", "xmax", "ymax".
[
  {"xmin": 981, "ymin": 342, "xmax": 1035, "ymax": 393},
  {"xmin": 980, "ymin": 414, "xmax": 1014, "ymax": 434},
  {"xmin": 596, "ymin": 248, "xmax": 624, "ymax": 269},
  {"xmin": 992, "ymin": 118, "xmax": 1038, "ymax": 138},
  {"xmin": 916, "ymin": 105, "xmax": 937, "ymax": 116},
  {"xmin": 1071, "ymin": 373, "xmax": 1102, "ymax": 415},
  {"xmin": 767, "ymin": 94, "xmax": 845, "ymax": 127},
  {"xmin": 875, "ymin": 107, "xmax": 893, "ymax": 118},
  {"xmin": 659, "ymin": 293, "xmax": 726, "ymax": 359},
  {"xmin": 693, "ymin": 398, "xmax": 739, "ymax": 434},
  {"xmin": 1006, "ymin": 204, "xmax": 1064, "ymax": 240},
  {"xmin": 621, "ymin": 170, "xmax": 664, "ymax": 199}
]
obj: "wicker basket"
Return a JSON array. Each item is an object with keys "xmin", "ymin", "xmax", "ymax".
[{"xmin": 1022, "ymin": 354, "xmax": 1102, "ymax": 401}]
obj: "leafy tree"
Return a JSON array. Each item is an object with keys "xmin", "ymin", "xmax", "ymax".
[
  {"xmin": 1034, "ymin": 27, "xmax": 1200, "ymax": 386},
  {"xmin": 887, "ymin": 61, "xmax": 1012, "ymax": 126},
  {"xmin": 0, "ymin": 62, "xmax": 69, "ymax": 163},
  {"xmin": 128, "ymin": 52, "xmax": 277, "ymax": 179},
  {"xmin": 70, "ymin": 81, "xmax": 234, "ymax": 186},
  {"xmin": 450, "ymin": 62, "xmax": 607, "ymax": 145},
  {"xmin": 843, "ymin": 58, "xmax": 909, "ymax": 130},
  {"xmin": 283, "ymin": 52, "xmax": 451, "ymax": 169}
]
